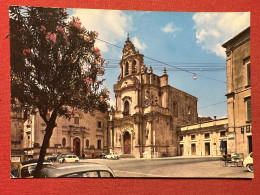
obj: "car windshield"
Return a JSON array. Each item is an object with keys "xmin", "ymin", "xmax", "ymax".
[
  {"xmin": 21, "ymin": 164, "xmax": 50, "ymax": 178},
  {"xmin": 58, "ymin": 171, "xmax": 113, "ymax": 178}
]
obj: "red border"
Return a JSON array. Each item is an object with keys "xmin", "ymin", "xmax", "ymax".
[{"xmin": 1, "ymin": 0, "xmax": 259, "ymax": 194}]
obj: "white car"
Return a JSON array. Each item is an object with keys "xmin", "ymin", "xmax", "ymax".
[
  {"xmin": 58, "ymin": 154, "xmax": 79, "ymax": 163},
  {"xmin": 243, "ymin": 152, "xmax": 253, "ymax": 172},
  {"xmin": 40, "ymin": 163, "xmax": 115, "ymax": 178},
  {"xmin": 105, "ymin": 153, "xmax": 120, "ymax": 160}
]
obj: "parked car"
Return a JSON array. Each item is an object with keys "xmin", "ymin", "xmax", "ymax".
[
  {"xmin": 46, "ymin": 154, "xmax": 60, "ymax": 162},
  {"xmin": 15, "ymin": 159, "xmax": 53, "ymax": 178},
  {"xmin": 105, "ymin": 152, "xmax": 120, "ymax": 160},
  {"xmin": 243, "ymin": 152, "xmax": 253, "ymax": 172},
  {"xmin": 95, "ymin": 153, "xmax": 107, "ymax": 159},
  {"xmin": 58, "ymin": 154, "xmax": 79, "ymax": 163},
  {"xmin": 40, "ymin": 163, "xmax": 115, "ymax": 178}
]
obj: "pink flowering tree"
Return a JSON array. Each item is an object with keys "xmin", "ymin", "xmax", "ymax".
[{"xmin": 10, "ymin": 6, "xmax": 110, "ymax": 177}]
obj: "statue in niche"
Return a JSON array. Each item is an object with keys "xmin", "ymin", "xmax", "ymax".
[
  {"xmin": 145, "ymin": 89, "xmax": 150, "ymax": 106},
  {"xmin": 145, "ymin": 128, "xmax": 149, "ymax": 138},
  {"xmin": 145, "ymin": 89, "xmax": 155, "ymax": 106}
]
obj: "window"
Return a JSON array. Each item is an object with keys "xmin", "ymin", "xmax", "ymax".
[
  {"xmin": 204, "ymin": 133, "xmax": 210, "ymax": 139},
  {"xmin": 132, "ymin": 60, "xmax": 137, "ymax": 73},
  {"xmin": 180, "ymin": 136, "xmax": 183, "ymax": 141},
  {"xmin": 100, "ymin": 171, "xmax": 113, "ymax": 177},
  {"xmin": 220, "ymin": 131, "xmax": 226, "ymax": 137},
  {"xmin": 247, "ymin": 63, "xmax": 251, "ymax": 85},
  {"xmin": 97, "ymin": 121, "xmax": 102, "ymax": 128},
  {"xmin": 97, "ymin": 140, "xmax": 101, "ymax": 149},
  {"xmin": 243, "ymin": 56, "xmax": 250, "ymax": 86},
  {"xmin": 123, "ymin": 101, "xmax": 130, "ymax": 116},
  {"xmin": 125, "ymin": 62, "xmax": 129, "ymax": 76},
  {"xmin": 245, "ymin": 97, "xmax": 251, "ymax": 121},
  {"xmin": 86, "ymin": 139, "xmax": 89, "ymax": 148},
  {"xmin": 191, "ymin": 135, "xmax": 195, "ymax": 140},
  {"xmin": 74, "ymin": 117, "xmax": 79, "ymax": 124},
  {"xmin": 62, "ymin": 138, "xmax": 66, "ymax": 147}
]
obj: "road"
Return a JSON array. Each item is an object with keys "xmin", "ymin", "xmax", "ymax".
[{"xmin": 80, "ymin": 156, "xmax": 254, "ymax": 178}]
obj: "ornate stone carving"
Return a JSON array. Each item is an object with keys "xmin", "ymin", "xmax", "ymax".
[{"xmin": 141, "ymin": 64, "xmax": 147, "ymax": 74}]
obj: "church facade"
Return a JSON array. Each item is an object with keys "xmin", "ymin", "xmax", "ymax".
[{"xmin": 109, "ymin": 37, "xmax": 198, "ymax": 158}]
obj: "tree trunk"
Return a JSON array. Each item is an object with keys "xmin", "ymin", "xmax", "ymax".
[{"xmin": 34, "ymin": 110, "xmax": 57, "ymax": 178}]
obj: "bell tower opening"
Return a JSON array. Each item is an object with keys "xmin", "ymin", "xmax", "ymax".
[
  {"xmin": 125, "ymin": 62, "xmax": 129, "ymax": 76},
  {"xmin": 132, "ymin": 60, "xmax": 137, "ymax": 74},
  {"xmin": 123, "ymin": 100, "xmax": 130, "ymax": 116}
]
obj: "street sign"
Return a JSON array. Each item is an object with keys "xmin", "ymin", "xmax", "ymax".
[
  {"xmin": 246, "ymin": 125, "xmax": 251, "ymax": 133},
  {"xmin": 241, "ymin": 127, "xmax": 244, "ymax": 134}
]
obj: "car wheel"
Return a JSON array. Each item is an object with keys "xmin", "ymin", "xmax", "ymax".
[
  {"xmin": 75, "ymin": 160, "xmax": 79, "ymax": 163},
  {"xmin": 247, "ymin": 164, "xmax": 253, "ymax": 172}
]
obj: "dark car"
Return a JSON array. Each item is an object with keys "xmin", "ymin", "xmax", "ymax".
[
  {"xmin": 95, "ymin": 153, "xmax": 107, "ymax": 159},
  {"xmin": 46, "ymin": 154, "xmax": 60, "ymax": 162}
]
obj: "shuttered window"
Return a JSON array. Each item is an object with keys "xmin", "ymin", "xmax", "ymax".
[
  {"xmin": 247, "ymin": 98, "xmax": 251, "ymax": 121},
  {"xmin": 247, "ymin": 63, "xmax": 251, "ymax": 85}
]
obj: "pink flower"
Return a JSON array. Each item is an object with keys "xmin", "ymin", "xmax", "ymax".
[
  {"xmin": 85, "ymin": 77, "xmax": 90, "ymax": 83},
  {"xmin": 100, "ymin": 96, "xmax": 104, "ymax": 102},
  {"xmin": 93, "ymin": 47, "xmax": 100, "ymax": 56},
  {"xmin": 23, "ymin": 49, "xmax": 31, "ymax": 56},
  {"xmin": 40, "ymin": 25, "xmax": 46, "ymax": 31},
  {"xmin": 56, "ymin": 26, "xmax": 65, "ymax": 34},
  {"xmin": 88, "ymin": 86, "xmax": 91, "ymax": 91},
  {"xmin": 98, "ymin": 67, "xmax": 103, "ymax": 74},
  {"xmin": 95, "ymin": 59, "xmax": 99, "ymax": 65},
  {"xmin": 46, "ymin": 32, "xmax": 56, "ymax": 43},
  {"xmin": 84, "ymin": 35, "xmax": 90, "ymax": 42}
]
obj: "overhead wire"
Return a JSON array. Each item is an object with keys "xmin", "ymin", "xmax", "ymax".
[{"xmin": 96, "ymin": 38, "xmax": 227, "ymax": 84}]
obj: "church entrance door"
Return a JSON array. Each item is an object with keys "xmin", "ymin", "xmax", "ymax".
[
  {"xmin": 73, "ymin": 137, "xmax": 81, "ymax": 156},
  {"xmin": 124, "ymin": 132, "xmax": 131, "ymax": 154}
]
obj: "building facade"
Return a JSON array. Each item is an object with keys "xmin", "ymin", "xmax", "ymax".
[
  {"xmin": 109, "ymin": 37, "xmax": 198, "ymax": 158},
  {"xmin": 12, "ymin": 109, "xmax": 109, "ymax": 161},
  {"xmin": 222, "ymin": 27, "xmax": 252, "ymax": 156},
  {"xmin": 11, "ymin": 111, "xmax": 27, "ymax": 162},
  {"xmin": 177, "ymin": 117, "xmax": 228, "ymax": 156}
]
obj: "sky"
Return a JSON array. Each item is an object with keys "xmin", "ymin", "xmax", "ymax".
[{"xmin": 68, "ymin": 9, "xmax": 250, "ymax": 119}]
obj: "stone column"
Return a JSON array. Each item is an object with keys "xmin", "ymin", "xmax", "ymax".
[
  {"xmin": 135, "ymin": 89, "xmax": 139, "ymax": 107},
  {"xmin": 115, "ymin": 95, "xmax": 118, "ymax": 111},
  {"xmin": 118, "ymin": 95, "xmax": 121, "ymax": 112},
  {"xmin": 123, "ymin": 63, "xmax": 126, "ymax": 78}
]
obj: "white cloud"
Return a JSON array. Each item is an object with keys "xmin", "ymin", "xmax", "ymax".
[
  {"xmin": 192, "ymin": 12, "xmax": 250, "ymax": 58},
  {"xmin": 132, "ymin": 36, "xmax": 147, "ymax": 51},
  {"xmin": 72, "ymin": 9, "xmax": 133, "ymax": 54},
  {"xmin": 161, "ymin": 22, "xmax": 181, "ymax": 36}
]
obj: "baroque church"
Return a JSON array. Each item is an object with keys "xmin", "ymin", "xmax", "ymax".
[{"xmin": 109, "ymin": 37, "xmax": 198, "ymax": 158}]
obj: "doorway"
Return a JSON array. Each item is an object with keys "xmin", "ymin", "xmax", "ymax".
[
  {"xmin": 124, "ymin": 132, "xmax": 131, "ymax": 154},
  {"xmin": 180, "ymin": 144, "xmax": 184, "ymax": 156},
  {"xmin": 191, "ymin": 144, "xmax": 196, "ymax": 155},
  {"xmin": 205, "ymin": 142, "xmax": 210, "ymax": 156},
  {"xmin": 73, "ymin": 137, "xmax": 81, "ymax": 156},
  {"xmin": 248, "ymin": 136, "xmax": 252, "ymax": 153}
]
